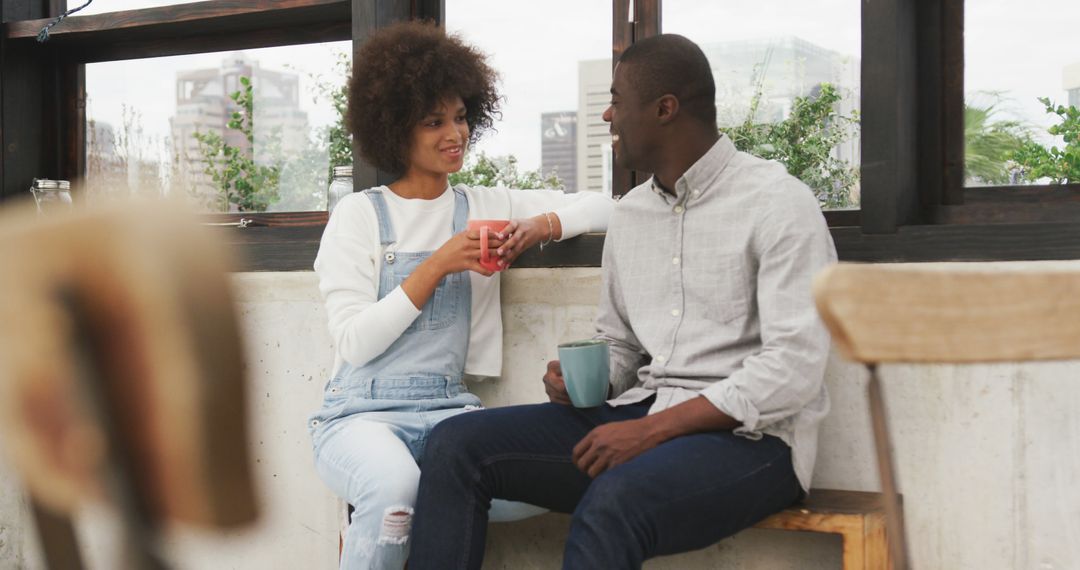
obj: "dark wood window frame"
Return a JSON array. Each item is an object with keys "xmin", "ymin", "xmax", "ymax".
[{"xmin": 2, "ymin": 0, "xmax": 1078, "ymax": 271}]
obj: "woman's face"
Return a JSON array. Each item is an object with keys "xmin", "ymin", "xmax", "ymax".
[{"xmin": 405, "ymin": 95, "xmax": 470, "ymax": 177}]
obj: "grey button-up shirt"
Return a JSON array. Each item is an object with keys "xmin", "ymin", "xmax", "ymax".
[{"xmin": 599, "ymin": 135, "xmax": 836, "ymax": 491}]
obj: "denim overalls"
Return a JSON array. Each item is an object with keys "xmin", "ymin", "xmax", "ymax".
[
  {"xmin": 309, "ymin": 186, "xmax": 481, "ymax": 448},
  {"xmin": 307, "ymin": 187, "xmax": 541, "ymax": 570}
]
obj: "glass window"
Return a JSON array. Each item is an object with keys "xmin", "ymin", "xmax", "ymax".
[
  {"xmin": 965, "ymin": 1, "xmax": 1080, "ymax": 187},
  {"xmin": 85, "ymin": 42, "xmax": 351, "ymax": 212},
  {"xmin": 447, "ymin": 0, "xmax": 612, "ymax": 195},
  {"xmin": 663, "ymin": 0, "xmax": 862, "ymax": 209}
]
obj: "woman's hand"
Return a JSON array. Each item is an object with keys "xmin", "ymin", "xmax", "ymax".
[
  {"xmin": 496, "ymin": 213, "xmax": 562, "ymax": 269},
  {"xmin": 401, "ymin": 229, "xmax": 505, "ymax": 310},
  {"xmin": 429, "ymin": 228, "xmax": 507, "ymax": 277}
]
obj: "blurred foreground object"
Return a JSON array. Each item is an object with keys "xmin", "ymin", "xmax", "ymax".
[
  {"xmin": 0, "ymin": 199, "xmax": 257, "ymax": 569},
  {"xmin": 813, "ymin": 264, "xmax": 1080, "ymax": 570}
]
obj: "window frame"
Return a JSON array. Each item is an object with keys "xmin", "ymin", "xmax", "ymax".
[{"xmin": 2, "ymin": 0, "xmax": 1078, "ymax": 271}]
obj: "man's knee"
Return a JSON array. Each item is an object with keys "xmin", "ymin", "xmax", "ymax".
[{"xmin": 574, "ymin": 471, "xmax": 642, "ymax": 521}]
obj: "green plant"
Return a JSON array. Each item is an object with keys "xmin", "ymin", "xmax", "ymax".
[
  {"xmin": 1010, "ymin": 97, "xmax": 1080, "ymax": 184},
  {"xmin": 193, "ymin": 76, "xmax": 281, "ymax": 212},
  {"xmin": 310, "ymin": 50, "xmax": 353, "ymax": 180},
  {"xmin": 721, "ymin": 83, "xmax": 860, "ymax": 209},
  {"xmin": 963, "ymin": 95, "xmax": 1032, "ymax": 185},
  {"xmin": 449, "ymin": 152, "xmax": 563, "ymax": 189}
]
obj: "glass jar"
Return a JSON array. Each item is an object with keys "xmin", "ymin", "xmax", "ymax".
[
  {"xmin": 327, "ymin": 165, "xmax": 354, "ymax": 213},
  {"xmin": 30, "ymin": 179, "xmax": 73, "ymax": 215}
]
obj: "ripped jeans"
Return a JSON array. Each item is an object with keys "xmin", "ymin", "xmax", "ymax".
[{"xmin": 312, "ymin": 394, "xmax": 547, "ymax": 570}]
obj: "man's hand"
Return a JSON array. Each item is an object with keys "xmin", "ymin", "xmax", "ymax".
[
  {"xmin": 571, "ymin": 396, "xmax": 742, "ymax": 478},
  {"xmin": 572, "ymin": 419, "xmax": 659, "ymax": 478},
  {"xmin": 542, "ymin": 360, "xmax": 572, "ymax": 405}
]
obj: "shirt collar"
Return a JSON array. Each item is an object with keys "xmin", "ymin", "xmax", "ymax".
[{"xmin": 650, "ymin": 135, "xmax": 736, "ymax": 200}]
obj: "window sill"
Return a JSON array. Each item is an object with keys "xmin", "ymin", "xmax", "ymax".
[{"xmin": 228, "ymin": 221, "xmax": 1080, "ymax": 271}]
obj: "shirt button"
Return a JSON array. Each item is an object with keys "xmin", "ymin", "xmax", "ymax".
[
  {"xmin": 693, "ymin": 190, "xmax": 701, "ymax": 196},
  {"xmin": 671, "ymin": 309, "xmax": 680, "ymax": 316},
  {"xmin": 673, "ymin": 206, "xmax": 685, "ymax": 214},
  {"xmin": 672, "ymin": 257, "xmax": 680, "ymax": 265},
  {"xmin": 655, "ymin": 355, "xmax": 667, "ymax": 363}
]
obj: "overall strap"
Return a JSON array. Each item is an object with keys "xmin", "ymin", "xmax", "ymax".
[
  {"xmin": 362, "ymin": 189, "xmax": 396, "ymax": 246},
  {"xmin": 451, "ymin": 186, "xmax": 469, "ymax": 234}
]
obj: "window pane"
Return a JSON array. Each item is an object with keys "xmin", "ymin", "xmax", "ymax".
[
  {"xmin": 85, "ymin": 42, "xmax": 351, "ymax": 212},
  {"xmin": 447, "ymin": 0, "xmax": 612, "ymax": 194},
  {"xmin": 965, "ymin": 1, "xmax": 1079, "ymax": 187},
  {"xmin": 663, "ymin": 0, "xmax": 862, "ymax": 209},
  {"xmin": 79, "ymin": 0, "xmax": 190, "ymax": 16}
]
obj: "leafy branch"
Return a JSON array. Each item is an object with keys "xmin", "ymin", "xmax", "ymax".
[
  {"xmin": 449, "ymin": 152, "xmax": 563, "ymax": 190},
  {"xmin": 721, "ymin": 83, "xmax": 860, "ymax": 209},
  {"xmin": 1010, "ymin": 97, "xmax": 1080, "ymax": 184},
  {"xmin": 193, "ymin": 76, "xmax": 281, "ymax": 212}
]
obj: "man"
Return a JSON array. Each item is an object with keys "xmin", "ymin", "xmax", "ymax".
[{"xmin": 409, "ymin": 34, "xmax": 836, "ymax": 569}]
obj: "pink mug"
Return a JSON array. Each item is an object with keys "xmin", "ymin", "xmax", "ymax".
[{"xmin": 467, "ymin": 219, "xmax": 510, "ymax": 273}]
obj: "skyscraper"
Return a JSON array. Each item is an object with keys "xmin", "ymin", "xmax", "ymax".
[
  {"xmin": 170, "ymin": 53, "xmax": 312, "ymax": 208},
  {"xmin": 577, "ymin": 59, "xmax": 613, "ymax": 195},
  {"xmin": 541, "ymin": 111, "xmax": 578, "ymax": 193}
]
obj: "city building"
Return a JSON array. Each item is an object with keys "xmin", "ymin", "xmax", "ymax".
[
  {"xmin": 577, "ymin": 59, "xmax": 613, "ymax": 195},
  {"xmin": 540, "ymin": 111, "xmax": 578, "ymax": 193},
  {"xmin": 1065, "ymin": 61, "xmax": 1080, "ymax": 108},
  {"xmin": 170, "ymin": 53, "xmax": 311, "ymax": 208}
]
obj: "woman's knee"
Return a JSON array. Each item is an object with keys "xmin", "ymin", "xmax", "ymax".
[{"xmin": 316, "ymin": 420, "xmax": 420, "ymax": 506}]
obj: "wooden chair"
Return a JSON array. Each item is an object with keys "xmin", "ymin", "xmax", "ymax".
[
  {"xmin": 0, "ymin": 200, "xmax": 258, "ymax": 569},
  {"xmin": 812, "ymin": 264, "xmax": 1080, "ymax": 570}
]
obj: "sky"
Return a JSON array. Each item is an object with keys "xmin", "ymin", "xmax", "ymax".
[{"xmin": 81, "ymin": 0, "xmax": 1080, "ymax": 172}]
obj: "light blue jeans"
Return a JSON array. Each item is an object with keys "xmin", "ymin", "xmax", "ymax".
[{"xmin": 312, "ymin": 392, "xmax": 546, "ymax": 570}]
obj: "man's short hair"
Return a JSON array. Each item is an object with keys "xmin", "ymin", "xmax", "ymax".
[{"xmin": 618, "ymin": 34, "xmax": 717, "ymax": 128}]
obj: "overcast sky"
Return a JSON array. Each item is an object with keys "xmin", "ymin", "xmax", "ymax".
[{"xmin": 82, "ymin": 0, "xmax": 1080, "ymax": 172}]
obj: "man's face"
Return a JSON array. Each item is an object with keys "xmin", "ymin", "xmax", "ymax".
[{"xmin": 602, "ymin": 63, "xmax": 653, "ymax": 172}]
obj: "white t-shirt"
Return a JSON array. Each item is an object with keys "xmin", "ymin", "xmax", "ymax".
[{"xmin": 314, "ymin": 184, "xmax": 614, "ymax": 377}]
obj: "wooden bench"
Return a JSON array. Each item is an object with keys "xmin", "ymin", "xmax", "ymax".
[
  {"xmin": 754, "ymin": 488, "xmax": 894, "ymax": 570},
  {"xmin": 344, "ymin": 489, "xmax": 894, "ymax": 568}
]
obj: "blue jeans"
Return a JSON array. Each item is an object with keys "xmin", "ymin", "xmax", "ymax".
[
  {"xmin": 312, "ymin": 392, "xmax": 546, "ymax": 570},
  {"xmin": 409, "ymin": 398, "xmax": 802, "ymax": 570}
]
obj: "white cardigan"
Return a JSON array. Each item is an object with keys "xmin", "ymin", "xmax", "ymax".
[{"xmin": 314, "ymin": 184, "xmax": 614, "ymax": 377}]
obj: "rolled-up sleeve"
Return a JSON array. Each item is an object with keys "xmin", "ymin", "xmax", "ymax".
[{"xmin": 701, "ymin": 186, "xmax": 836, "ymax": 434}]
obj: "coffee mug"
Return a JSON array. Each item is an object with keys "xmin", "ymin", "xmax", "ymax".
[
  {"xmin": 557, "ymin": 339, "xmax": 610, "ymax": 408},
  {"xmin": 467, "ymin": 219, "xmax": 511, "ymax": 273}
]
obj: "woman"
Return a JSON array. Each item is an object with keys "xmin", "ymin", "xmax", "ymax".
[{"xmin": 307, "ymin": 21, "xmax": 613, "ymax": 570}]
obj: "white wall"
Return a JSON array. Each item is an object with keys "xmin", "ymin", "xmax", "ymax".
[{"xmin": 3, "ymin": 264, "xmax": 1080, "ymax": 569}]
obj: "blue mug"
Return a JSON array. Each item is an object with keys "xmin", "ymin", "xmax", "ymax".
[{"xmin": 557, "ymin": 340, "xmax": 610, "ymax": 408}]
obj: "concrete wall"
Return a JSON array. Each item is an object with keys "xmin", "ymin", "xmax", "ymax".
[{"xmin": 3, "ymin": 264, "xmax": 1080, "ymax": 568}]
